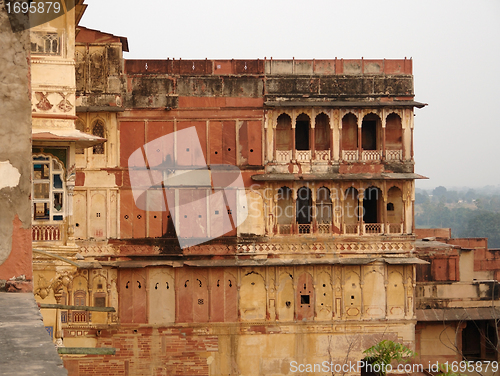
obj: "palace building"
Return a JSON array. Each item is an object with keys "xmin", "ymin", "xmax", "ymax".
[{"xmin": 29, "ymin": 2, "xmax": 432, "ymax": 375}]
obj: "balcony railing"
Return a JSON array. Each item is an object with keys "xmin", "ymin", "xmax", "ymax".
[
  {"xmin": 315, "ymin": 150, "xmax": 330, "ymax": 161},
  {"xmin": 298, "ymin": 224, "xmax": 311, "ymax": 234},
  {"xmin": 361, "ymin": 150, "xmax": 382, "ymax": 161},
  {"xmin": 317, "ymin": 222, "xmax": 331, "ymax": 234},
  {"xmin": 341, "ymin": 149, "xmax": 403, "ymax": 162},
  {"xmin": 275, "ymin": 149, "xmax": 403, "ymax": 163},
  {"xmin": 276, "ymin": 222, "xmax": 403, "ymax": 236},
  {"xmin": 343, "ymin": 224, "xmax": 360, "ymax": 235},
  {"xmin": 387, "ymin": 223, "xmax": 403, "ymax": 234},
  {"xmin": 363, "ymin": 223, "xmax": 384, "ymax": 235},
  {"xmin": 71, "ymin": 310, "xmax": 88, "ymax": 323},
  {"xmin": 32, "ymin": 224, "xmax": 62, "ymax": 241},
  {"xmin": 386, "ymin": 149, "xmax": 403, "ymax": 161},
  {"xmin": 278, "ymin": 224, "xmax": 292, "ymax": 235},
  {"xmin": 342, "ymin": 150, "xmax": 359, "ymax": 161},
  {"xmin": 296, "ymin": 150, "xmax": 312, "ymax": 162},
  {"xmin": 276, "ymin": 150, "xmax": 292, "ymax": 162}
]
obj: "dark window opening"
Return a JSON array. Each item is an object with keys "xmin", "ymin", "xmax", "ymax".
[
  {"xmin": 300, "ymin": 295, "xmax": 310, "ymax": 305},
  {"xmin": 295, "ymin": 116, "xmax": 310, "ymax": 150},
  {"xmin": 296, "ymin": 187, "xmax": 312, "ymax": 224},
  {"xmin": 462, "ymin": 320, "xmax": 498, "ymax": 361},
  {"xmin": 387, "ymin": 202, "xmax": 395, "ymax": 211},
  {"xmin": 363, "ymin": 187, "xmax": 380, "ymax": 224},
  {"xmin": 362, "ymin": 120, "xmax": 377, "ymax": 150},
  {"xmin": 92, "ymin": 121, "xmax": 105, "ymax": 154}
]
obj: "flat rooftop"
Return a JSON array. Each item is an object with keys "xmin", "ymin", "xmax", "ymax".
[{"xmin": 0, "ymin": 293, "xmax": 67, "ymax": 376}]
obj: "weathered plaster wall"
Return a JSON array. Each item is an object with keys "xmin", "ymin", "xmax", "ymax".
[{"xmin": 0, "ymin": 2, "xmax": 32, "ymax": 288}]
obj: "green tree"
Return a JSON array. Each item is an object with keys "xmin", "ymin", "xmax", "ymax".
[{"xmin": 362, "ymin": 340, "xmax": 415, "ymax": 376}]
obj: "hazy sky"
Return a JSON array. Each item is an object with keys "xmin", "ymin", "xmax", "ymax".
[{"xmin": 80, "ymin": 0, "xmax": 500, "ymax": 189}]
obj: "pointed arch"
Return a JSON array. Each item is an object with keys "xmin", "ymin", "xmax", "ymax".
[
  {"xmin": 342, "ymin": 113, "xmax": 358, "ymax": 150},
  {"xmin": 361, "ymin": 113, "xmax": 382, "ymax": 151},
  {"xmin": 295, "ymin": 113, "xmax": 310, "ymax": 150},
  {"xmin": 92, "ymin": 119, "xmax": 105, "ymax": 154},
  {"xmin": 276, "ymin": 113, "xmax": 292, "ymax": 151},
  {"xmin": 315, "ymin": 112, "xmax": 330, "ymax": 151}
]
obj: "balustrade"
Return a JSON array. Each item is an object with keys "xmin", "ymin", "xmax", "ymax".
[{"xmin": 32, "ymin": 224, "xmax": 62, "ymax": 241}]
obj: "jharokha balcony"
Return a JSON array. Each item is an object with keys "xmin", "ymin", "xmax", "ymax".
[
  {"xmin": 272, "ymin": 109, "xmax": 408, "ymax": 163},
  {"xmin": 276, "ymin": 149, "xmax": 403, "ymax": 163},
  {"xmin": 32, "ymin": 223, "xmax": 65, "ymax": 242},
  {"xmin": 274, "ymin": 185, "xmax": 408, "ymax": 237},
  {"xmin": 276, "ymin": 222, "xmax": 405, "ymax": 236}
]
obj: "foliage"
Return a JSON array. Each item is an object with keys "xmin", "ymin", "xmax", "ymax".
[
  {"xmin": 436, "ymin": 363, "xmax": 466, "ymax": 376},
  {"xmin": 363, "ymin": 340, "xmax": 415, "ymax": 376}
]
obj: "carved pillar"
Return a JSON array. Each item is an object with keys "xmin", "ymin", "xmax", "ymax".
[
  {"xmin": 358, "ymin": 188, "xmax": 364, "ymax": 235},
  {"xmin": 383, "ymin": 181, "xmax": 388, "ymax": 233},
  {"xmin": 357, "ymin": 116, "xmax": 363, "ymax": 160},
  {"xmin": 311, "ymin": 121, "xmax": 316, "ymax": 160},
  {"xmin": 273, "ymin": 185, "xmax": 278, "ymax": 235},
  {"xmin": 382, "ymin": 112, "xmax": 387, "ymax": 161},
  {"xmin": 292, "ymin": 188, "xmax": 297, "ymax": 234},
  {"xmin": 311, "ymin": 185, "xmax": 317, "ymax": 233},
  {"xmin": 292, "ymin": 114, "xmax": 296, "ymax": 161},
  {"xmin": 332, "ymin": 110, "xmax": 338, "ymax": 162},
  {"xmin": 66, "ymin": 175, "xmax": 76, "ymax": 246},
  {"xmin": 272, "ymin": 116, "xmax": 277, "ymax": 162}
]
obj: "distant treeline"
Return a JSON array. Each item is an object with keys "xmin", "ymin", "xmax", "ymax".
[{"xmin": 415, "ymin": 185, "xmax": 500, "ymax": 248}]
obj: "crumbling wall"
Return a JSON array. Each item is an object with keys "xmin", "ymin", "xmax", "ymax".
[{"xmin": 0, "ymin": 3, "xmax": 32, "ymax": 290}]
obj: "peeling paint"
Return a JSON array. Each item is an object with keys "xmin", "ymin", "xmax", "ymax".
[{"xmin": 0, "ymin": 161, "xmax": 21, "ymax": 189}]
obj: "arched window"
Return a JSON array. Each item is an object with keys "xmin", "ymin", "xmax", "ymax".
[
  {"xmin": 92, "ymin": 120, "xmax": 105, "ymax": 154},
  {"xmin": 277, "ymin": 187, "xmax": 293, "ymax": 234},
  {"xmin": 342, "ymin": 113, "xmax": 358, "ymax": 161},
  {"xmin": 361, "ymin": 114, "xmax": 381, "ymax": 151},
  {"xmin": 73, "ymin": 290, "xmax": 88, "ymax": 323},
  {"xmin": 343, "ymin": 187, "xmax": 360, "ymax": 229},
  {"xmin": 295, "ymin": 114, "xmax": 310, "ymax": 150},
  {"xmin": 316, "ymin": 187, "xmax": 332, "ymax": 224},
  {"xmin": 314, "ymin": 113, "xmax": 330, "ymax": 151},
  {"xmin": 276, "ymin": 114, "xmax": 292, "ymax": 151},
  {"xmin": 386, "ymin": 113, "xmax": 403, "ymax": 160},
  {"xmin": 387, "ymin": 186, "xmax": 404, "ymax": 233},
  {"xmin": 32, "ymin": 154, "xmax": 65, "ymax": 222},
  {"xmin": 296, "ymin": 187, "xmax": 312, "ymax": 234},
  {"xmin": 363, "ymin": 186, "xmax": 382, "ymax": 224}
]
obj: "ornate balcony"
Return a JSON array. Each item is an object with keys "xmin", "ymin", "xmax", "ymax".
[
  {"xmin": 314, "ymin": 150, "xmax": 330, "ymax": 161},
  {"xmin": 387, "ymin": 223, "xmax": 404, "ymax": 234},
  {"xmin": 342, "ymin": 150, "xmax": 358, "ymax": 161},
  {"xmin": 278, "ymin": 224, "xmax": 292, "ymax": 235},
  {"xmin": 298, "ymin": 224, "xmax": 311, "ymax": 234},
  {"xmin": 361, "ymin": 150, "xmax": 382, "ymax": 161},
  {"xmin": 343, "ymin": 224, "xmax": 360, "ymax": 235},
  {"xmin": 363, "ymin": 223, "xmax": 384, "ymax": 235},
  {"xmin": 386, "ymin": 149, "xmax": 403, "ymax": 161},
  {"xmin": 32, "ymin": 224, "xmax": 63, "ymax": 241},
  {"xmin": 276, "ymin": 150, "xmax": 292, "ymax": 162},
  {"xmin": 341, "ymin": 149, "xmax": 403, "ymax": 162},
  {"xmin": 296, "ymin": 150, "xmax": 312, "ymax": 162}
]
